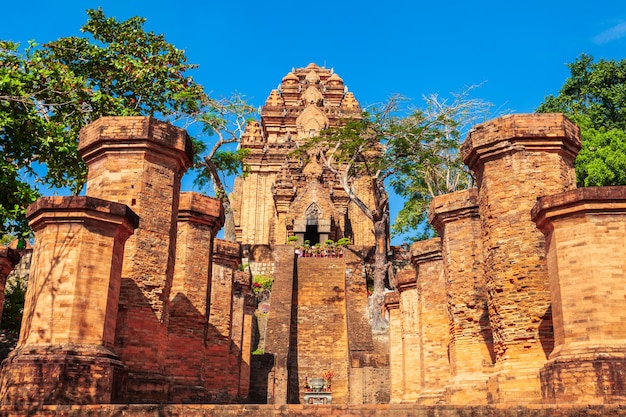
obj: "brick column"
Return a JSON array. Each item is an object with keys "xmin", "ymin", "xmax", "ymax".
[
  {"xmin": 411, "ymin": 238, "xmax": 449, "ymax": 404},
  {"xmin": 239, "ymin": 293, "xmax": 257, "ymax": 400},
  {"xmin": 167, "ymin": 192, "xmax": 223, "ymax": 403},
  {"xmin": 429, "ymin": 189, "xmax": 493, "ymax": 404},
  {"xmin": 206, "ymin": 239, "xmax": 241, "ymax": 401},
  {"xmin": 384, "ymin": 291, "xmax": 402, "ymax": 403},
  {"xmin": 230, "ymin": 271, "xmax": 252, "ymax": 400},
  {"xmin": 78, "ymin": 116, "xmax": 192, "ymax": 402},
  {"xmin": 395, "ymin": 269, "xmax": 421, "ymax": 402},
  {"xmin": 0, "ymin": 247, "xmax": 20, "ymax": 323},
  {"xmin": 532, "ymin": 187, "xmax": 626, "ymax": 404},
  {"xmin": 0, "ymin": 196, "xmax": 137, "ymax": 405},
  {"xmin": 461, "ymin": 113, "xmax": 581, "ymax": 403}
]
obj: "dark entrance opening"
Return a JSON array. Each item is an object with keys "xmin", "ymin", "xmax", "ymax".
[{"xmin": 304, "ymin": 224, "xmax": 319, "ymax": 245}]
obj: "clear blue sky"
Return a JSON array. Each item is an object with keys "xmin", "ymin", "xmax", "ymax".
[{"xmin": 3, "ymin": 1, "xmax": 626, "ymax": 242}]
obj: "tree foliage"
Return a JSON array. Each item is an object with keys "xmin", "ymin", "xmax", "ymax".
[
  {"xmin": 297, "ymin": 88, "xmax": 492, "ymax": 331},
  {"xmin": 1, "ymin": 275, "xmax": 26, "ymax": 334},
  {"xmin": 390, "ymin": 88, "xmax": 493, "ymax": 240},
  {"xmin": 1, "ymin": 8, "xmax": 209, "ymax": 236},
  {"xmin": 537, "ymin": 54, "xmax": 626, "ymax": 186},
  {"xmin": 1, "ymin": 8, "xmax": 256, "ymax": 240}
]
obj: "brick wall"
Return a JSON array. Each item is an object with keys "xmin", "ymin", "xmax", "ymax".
[
  {"xmin": 294, "ymin": 257, "xmax": 349, "ymax": 404},
  {"xmin": 263, "ymin": 246, "xmax": 296, "ymax": 404}
]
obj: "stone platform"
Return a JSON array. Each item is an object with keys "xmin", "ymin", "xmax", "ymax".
[{"xmin": 1, "ymin": 404, "xmax": 625, "ymax": 417}]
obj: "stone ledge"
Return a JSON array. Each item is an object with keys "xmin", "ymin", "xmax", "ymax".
[
  {"xmin": 26, "ymin": 196, "xmax": 139, "ymax": 230},
  {"xmin": 531, "ymin": 186, "xmax": 626, "ymax": 226},
  {"xmin": 461, "ymin": 113, "xmax": 581, "ymax": 168},
  {"xmin": 79, "ymin": 116, "xmax": 193, "ymax": 163},
  {"xmin": 396, "ymin": 269, "xmax": 417, "ymax": 290},
  {"xmin": 428, "ymin": 188, "xmax": 479, "ymax": 235},
  {"xmin": 178, "ymin": 192, "xmax": 224, "ymax": 230},
  {"xmin": 410, "ymin": 238, "xmax": 441, "ymax": 265},
  {"xmin": 0, "ymin": 247, "xmax": 20, "ymax": 267},
  {"xmin": 78, "ymin": 116, "xmax": 193, "ymax": 171},
  {"xmin": 1, "ymin": 404, "xmax": 625, "ymax": 417},
  {"xmin": 383, "ymin": 291, "xmax": 399, "ymax": 310}
]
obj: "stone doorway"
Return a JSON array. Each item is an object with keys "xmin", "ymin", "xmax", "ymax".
[{"xmin": 304, "ymin": 224, "xmax": 319, "ymax": 245}]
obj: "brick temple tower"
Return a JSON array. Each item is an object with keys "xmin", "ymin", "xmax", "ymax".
[
  {"xmin": 237, "ymin": 64, "xmax": 390, "ymax": 405},
  {"xmin": 231, "ymin": 63, "xmax": 375, "ymax": 247}
]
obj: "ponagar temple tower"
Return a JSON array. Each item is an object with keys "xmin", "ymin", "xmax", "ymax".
[
  {"xmin": 233, "ymin": 63, "xmax": 391, "ymax": 405},
  {"xmin": 231, "ymin": 63, "xmax": 375, "ymax": 247}
]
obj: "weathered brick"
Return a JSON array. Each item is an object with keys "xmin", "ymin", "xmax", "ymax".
[
  {"xmin": 0, "ymin": 196, "xmax": 137, "ymax": 404},
  {"xmin": 462, "ymin": 113, "xmax": 580, "ymax": 403},
  {"xmin": 429, "ymin": 189, "xmax": 492, "ymax": 403},
  {"xmin": 533, "ymin": 186, "xmax": 626, "ymax": 404},
  {"xmin": 78, "ymin": 116, "xmax": 193, "ymax": 402}
]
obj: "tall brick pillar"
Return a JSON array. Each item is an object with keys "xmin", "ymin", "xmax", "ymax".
[
  {"xmin": 206, "ymin": 239, "xmax": 241, "ymax": 401},
  {"xmin": 167, "ymin": 192, "xmax": 223, "ymax": 403},
  {"xmin": 395, "ymin": 268, "xmax": 421, "ymax": 402},
  {"xmin": 411, "ymin": 238, "xmax": 449, "ymax": 404},
  {"xmin": 239, "ymin": 292, "xmax": 257, "ymax": 400},
  {"xmin": 461, "ymin": 113, "xmax": 581, "ymax": 403},
  {"xmin": 429, "ymin": 189, "xmax": 493, "ymax": 404},
  {"xmin": 0, "ymin": 196, "xmax": 138, "ymax": 405},
  {"xmin": 230, "ymin": 271, "xmax": 252, "ymax": 400},
  {"xmin": 78, "ymin": 116, "xmax": 193, "ymax": 402},
  {"xmin": 0, "ymin": 247, "xmax": 20, "ymax": 323},
  {"xmin": 384, "ymin": 291, "xmax": 402, "ymax": 403},
  {"xmin": 532, "ymin": 187, "xmax": 626, "ymax": 404}
]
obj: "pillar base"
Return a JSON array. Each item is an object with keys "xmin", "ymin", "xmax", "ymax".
[
  {"xmin": 124, "ymin": 371, "xmax": 170, "ymax": 404},
  {"xmin": 541, "ymin": 351, "xmax": 626, "ymax": 404},
  {"xmin": 0, "ymin": 344, "xmax": 126, "ymax": 405},
  {"xmin": 486, "ymin": 365, "xmax": 542, "ymax": 404},
  {"xmin": 417, "ymin": 389, "xmax": 445, "ymax": 405},
  {"xmin": 169, "ymin": 383, "xmax": 210, "ymax": 404},
  {"xmin": 443, "ymin": 373, "xmax": 490, "ymax": 404}
]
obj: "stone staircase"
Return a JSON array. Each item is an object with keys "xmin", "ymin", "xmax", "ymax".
[
  {"xmin": 292, "ymin": 257, "xmax": 349, "ymax": 404},
  {"xmin": 263, "ymin": 245, "xmax": 296, "ymax": 404}
]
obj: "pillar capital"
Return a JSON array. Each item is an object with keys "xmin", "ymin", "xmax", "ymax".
[
  {"xmin": 178, "ymin": 192, "xmax": 224, "ymax": 233},
  {"xmin": 396, "ymin": 269, "xmax": 417, "ymax": 292},
  {"xmin": 462, "ymin": 113, "xmax": 581, "ymax": 171},
  {"xmin": 78, "ymin": 116, "xmax": 193, "ymax": 170},
  {"xmin": 532, "ymin": 186, "xmax": 626, "ymax": 229},
  {"xmin": 213, "ymin": 239, "xmax": 242, "ymax": 269},
  {"xmin": 383, "ymin": 291, "xmax": 400, "ymax": 311},
  {"xmin": 410, "ymin": 238, "xmax": 442, "ymax": 267},
  {"xmin": 428, "ymin": 189, "xmax": 479, "ymax": 235},
  {"xmin": 27, "ymin": 196, "xmax": 139, "ymax": 232}
]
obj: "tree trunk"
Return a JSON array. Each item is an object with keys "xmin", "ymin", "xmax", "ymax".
[
  {"xmin": 370, "ymin": 214, "xmax": 389, "ymax": 333},
  {"xmin": 222, "ymin": 199, "xmax": 237, "ymax": 242},
  {"xmin": 204, "ymin": 157, "xmax": 237, "ymax": 242}
]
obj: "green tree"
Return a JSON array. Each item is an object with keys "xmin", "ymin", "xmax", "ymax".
[
  {"xmin": 193, "ymin": 94, "xmax": 256, "ymax": 241},
  {"xmin": 390, "ymin": 88, "xmax": 493, "ymax": 240},
  {"xmin": 1, "ymin": 8, "xmax": 209, "ymax": 236},
  {"xmin": 298, "ymin": 88, "xmax": 491, "ymax": 332},
  {"xmin": 1, "ymin": 275, "xmax": 27, "ymax": 334},
  {"xmin": 537, "ymin": 54, "xmax": 626, "ymax": 186}
]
